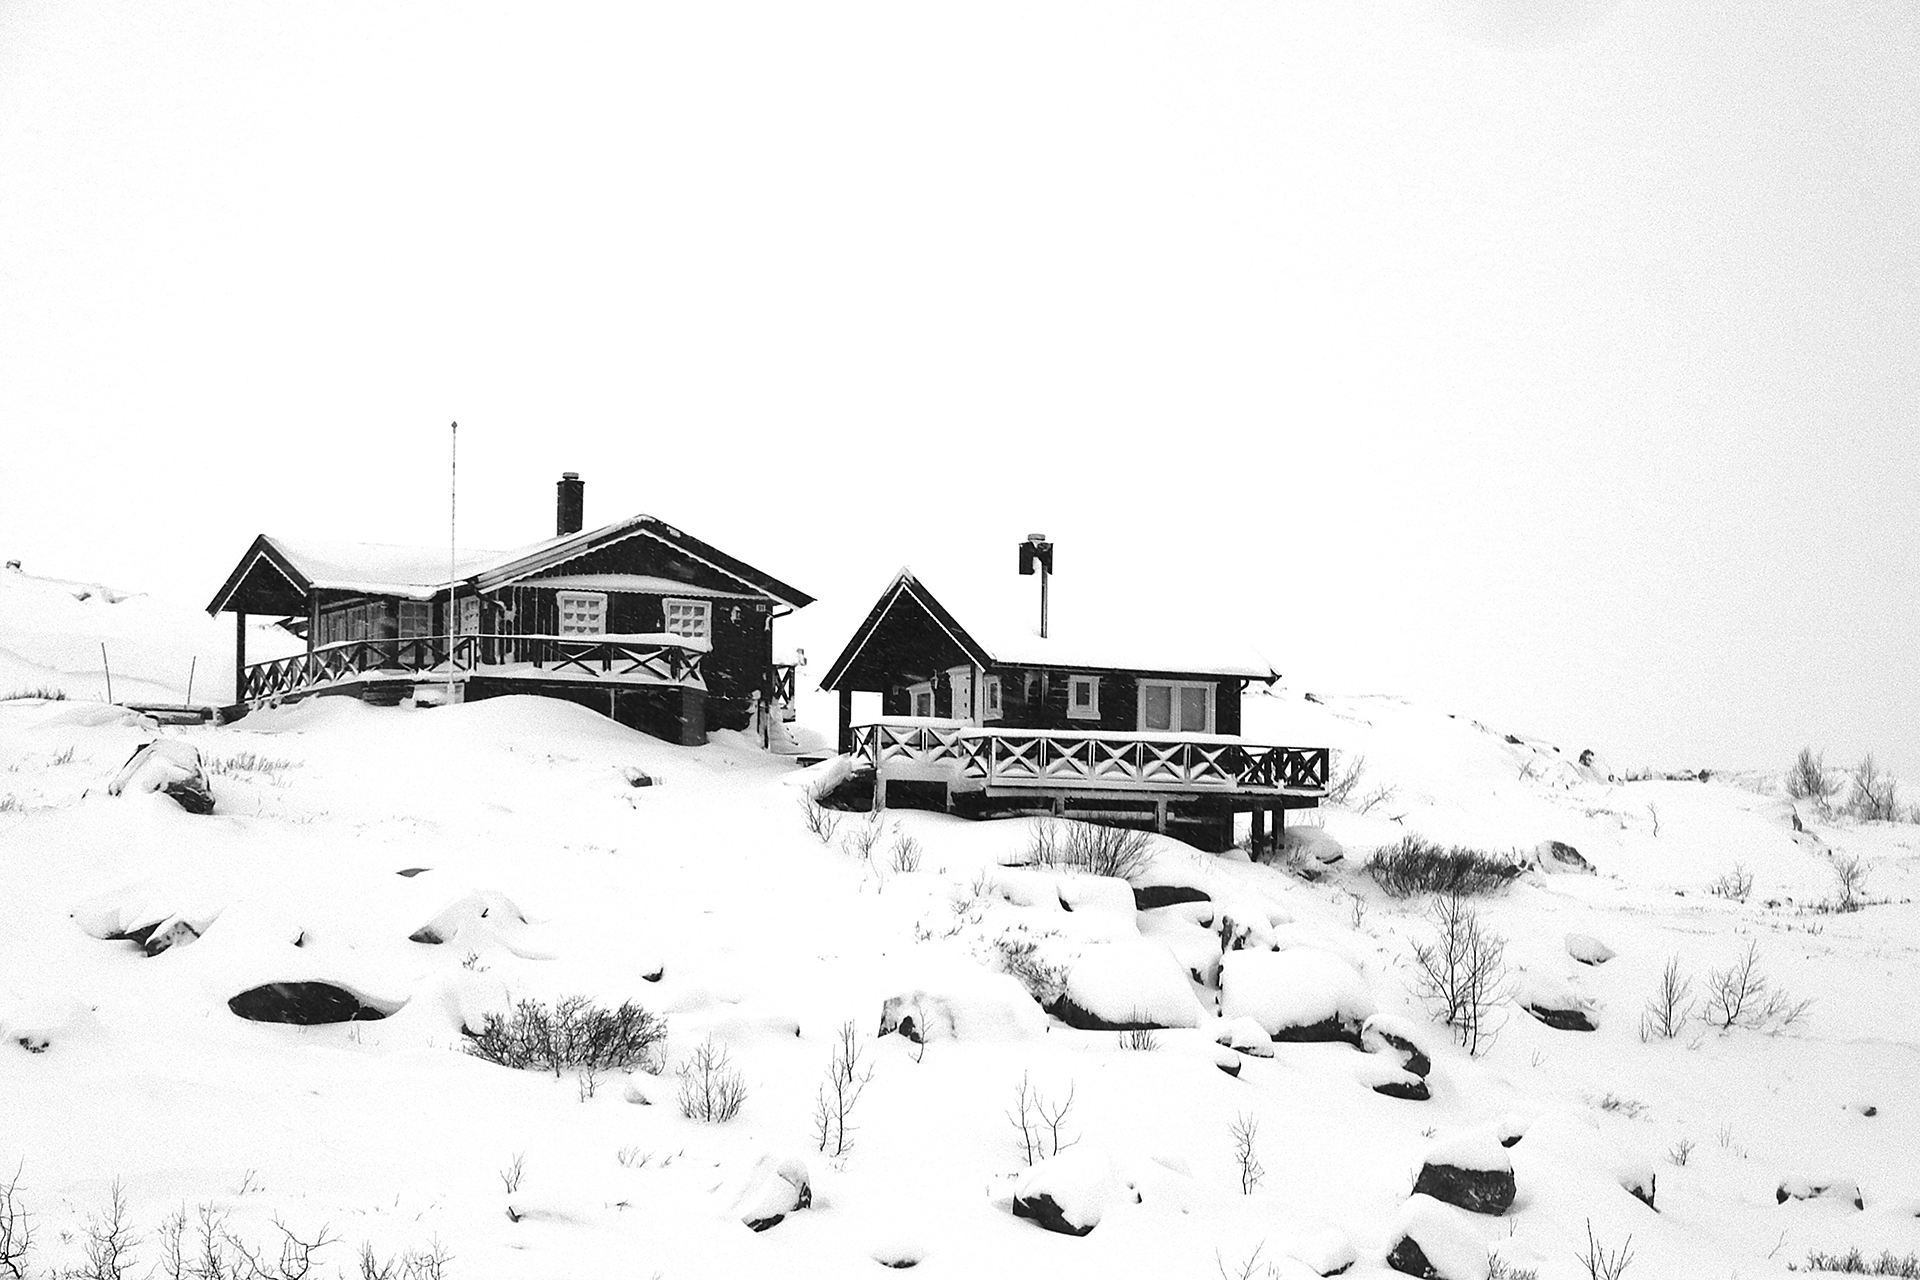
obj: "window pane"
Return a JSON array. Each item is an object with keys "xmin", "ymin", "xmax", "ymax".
[
  {"xmin": 1144, "ymin": 685, "xmax": 1172, "ymax": 730},
  {"xmin": 1073, "ymin": 680, "xmax": 1091, "ymax": 707},
  {"xmin": 1180, "ymin": 686, "xmax": 1209, "ymax": 733}
]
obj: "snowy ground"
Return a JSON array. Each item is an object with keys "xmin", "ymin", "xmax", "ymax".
[{"xmin": 2, "ymin": 576, "xmax": 1918, "ymax": 1279}]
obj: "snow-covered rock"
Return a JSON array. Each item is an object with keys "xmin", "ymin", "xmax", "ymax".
[
  {"xmin": 407, "ymin": 890, "xmax": 551, "ymax": 958},
  {"xmin": 1220, "ymin": 948, "xmax": 1376, "ymax": 1044},
  {"xmin": 1279, "ymin": 825, "xmax": 1346, "ymax": 865},
  {"xmin": 1534, "ymin": 840, "xmax": 1593, "ymax": 874},
  {"xmin": 1049, "ymin": 937, "xmax": 1205, "ymax": 1030},
  {"xmin": 1216, "ymin": 1015, "xmax": 1276, "ymax": 1057},
  {"xmin": 1004, "ymin": 1146, "xmax": 1136, "ymax": 1236},
  {"xmin": 1387, "ymin": 1195, "xmax": 1490, "ymax": 1279},
  {"xmin": 1776, "ymin": 1175, "xmax": 1863, "ymax": 1209},
  {"xmin": 1516, "ymin": 969, "xmax": 1596, "ymax": 1032},
  {"xmin": 726, "ymin": 1153, "xmax": 812, "ymax": 1231},
  {"xmin": 878, "ymin": 960, "xmax": 1049, "ymax": 1043},
  {"xmin": 0, "ymin": 992, "xmax": 101, "ymax": 1054},
  {"xmin": 1565, "ymin": 932, "xmax": 1616, "ymax": 965},
  {"xmin": 106, "ymin": 739, "xmax": 213, "ymax": 813}
]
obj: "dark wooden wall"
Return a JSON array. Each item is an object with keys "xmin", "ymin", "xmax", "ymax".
[{"xmin": 882, "ymin": 665, "xmax": 1246, "ymax": 734}]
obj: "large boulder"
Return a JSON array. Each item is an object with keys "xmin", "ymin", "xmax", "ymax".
[
  {"xmin": 1412, "ymin": 1130, "xmax": 1516, "ymax": 1215},
  {"xmin": 1517, "ymin": 971, "xmax": 1596, "ymax": 1033},
  {"xmin": 1131, "ymin": 884, "xmax": 1210, "ymax": 910},
  {"xmin": 106, "ymin": 740, "xmax": 213, "ymax": 814},
  {"xmin": 1220, "ymin": 949, "xmax": 1376, "ymax": 1046},
  {"xmin": 1045, "ymin": 938, "xmax": 1205, "ymax": 1031},
  {"xmin": 1565, "ymin": 933, "xmax": 1616, "ymax": 966},
  {"xmin": 879, "ymin": 967, "xmax": 1048, "ymax": 1044},
  {"xmin": 1216, "ymin": 1016, "xmax": 1276, "ymax": 1058},
  {"xmin": 228, "ymin": 981, "xmax": 399, "ymax": 1025}
]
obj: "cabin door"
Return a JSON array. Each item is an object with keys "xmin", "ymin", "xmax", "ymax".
[{"xmin": 946, "ymin": 666, "xmax": 974, "ymax": 724}]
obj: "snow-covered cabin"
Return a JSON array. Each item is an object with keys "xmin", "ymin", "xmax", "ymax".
[
  {"xmin": 205, "ymin": 474, "xmax": 812, "ymax": 745},
  {"xmin": 818, "ymin": 548, "xmax": 1328, "ymax": 849}
]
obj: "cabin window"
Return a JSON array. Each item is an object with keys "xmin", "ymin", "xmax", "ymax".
[
  {"xmin": 1067, "ymin": 675, "xmax": 1100, "ymax": 720},
  {"xmin": 908, "ymin": 681, "xmax": 934, "ymax": 718},
  {"xmin": 984, "ymin": 676, "xmax": 1002, "ymax": 720},
  {"xmin": 1139, "ymin": 680, "xmax": 1215, "ymax": 734},
  {"xmin": 663, "ymin": 598, "xmax": 711, "ymax": 643},
  {"xmin": 347, "ymin": 605, "xmax": 370, "ymax": 642},
  {"xmin": 556, "ymin": 591, "xmax": 607, "ymax": 636},
  {"xmin": 398, "ymin": 601, "xmax": 431, "ymax": 639},
  {"xmin": 458, "ymin": 596, "xmax": 481, "ymax": 637}
]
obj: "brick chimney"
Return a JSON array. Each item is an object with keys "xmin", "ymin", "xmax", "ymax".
[{"xmin": 556, "ymin": 472, "xmax": 584, "ymax": 536}]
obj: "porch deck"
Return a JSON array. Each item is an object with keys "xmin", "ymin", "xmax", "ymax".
[
  {"xmin": 240, "ymin": 633, "xmax": 708, "ymax": 707},
  {"xmin": 850, "ymin": 718, "xmax": 1330, "ymax": 805}
]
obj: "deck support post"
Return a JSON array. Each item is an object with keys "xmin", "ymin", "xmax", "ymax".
[
  {"xmin": 1154, "ymin": 799, "xmax": 1168, "ymax": 834},
  {"xmin": 872, "ymin": 772, "xmax": 887, "ymax": 814},
  {"xmin": 1275, "ymin": 805, "xmax": 1286, "ymax": 850},
  {"xmin": 1250, "ymin": 806, "xmax": 1267, "ymax": 855},
  {"xmin": 234, "ymin": 611, "xmax": 247, "ymax": 705},
  {"xmin": 837, "ymin": 688, "xmax": 853, "ymax": 756}
]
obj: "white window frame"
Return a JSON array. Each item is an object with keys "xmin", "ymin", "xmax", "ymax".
[
  {"xmin": 907, "ymin": 681, "xmax": 934, "ymax": 718},
  {"xmin": 983, "ymin": 675, "xmax": 1002, "ymax": 721},
  {"xmin": 1137, "ymin": 679, "xmax": 1216, "ymax": 734},
  {"xmin": 556, "ymin": 591, "xmax": 608, "ymax": 637},
  {"xmin": 1066, "ymin": 674, "xmax": 1101, "ymax": 721},
  {"xmin": 663, "ymin": 597, "xmax": 711, "ymax": 643}
]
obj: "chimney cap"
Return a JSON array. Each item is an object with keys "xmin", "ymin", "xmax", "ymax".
[
  {"xmin": 1026, "ymin": 532, "xmax": 1048, "ymax": 543},
  {"xmin": 561, "ymin": 471, "xmax": 580, "ymax": 481}
]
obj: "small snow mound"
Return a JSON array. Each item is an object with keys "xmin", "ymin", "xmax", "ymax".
[
  {"xmin": 0, "ymin": 993, "xmax": 101, "ymax": 1054},
  {"xmin": 725, "ymin": 1153, "xmax": 812, "ymax": 1231},
  {"xmin": 106, "ymin": 739, "xmax": 213, "ymax": 813},
  {"xmin": 1425, "ymin": 1128, "xmax": 1515, "ymax": 1175},
  {"xmin": 1220, "ymin": 948, "xmax": 1376, "ymax": 1044},
  {"xmin": 1776, "ymin": 1175, "xmax": 1864, "ymax": 1209},
  {"xmin": 870, "ymin": 1240, "xmax": 926, "ymax": 1269},
  {"xmin": 1216, "ymin": 1015, "xmax": 1276, "ymax": 1056},
  {"xmin": 878, "ymin": 957, "xmax": 1048, "ymax": 1043},
  {"xmin": 1565, "ymin": 933, "xmax": 1616, "ymax": 965},
  {"xmin": 408, "ymin": 891, "xmax": 551, "ymax": 958},
  {"xmin": 1278, "ymin": 825, "xmax": 1346, "ymax": 865}
]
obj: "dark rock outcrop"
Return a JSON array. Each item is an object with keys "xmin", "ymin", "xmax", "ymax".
[
  {"xmin": 1011, "ymin": 1192, "xmax": 1095, "ymax": 1237},
  {"xmin": 1411, "ymin": 1162, "xmax": 1515, "ymax": 1215},
  {"xmin": 1386, "ymin": 1235, "xmax": 1442, "ymax": 1278},
  {"xmin": 1523, "ymin": 1003, "xmax": 1596, "ymax": 1032},
  {"xmin": 1131, "ymin": 884, "xmax": 1210, "ymax": 910},
  {"xmin": 228, "ymin": 982, "xmax": 394, "ymax": 1025}
]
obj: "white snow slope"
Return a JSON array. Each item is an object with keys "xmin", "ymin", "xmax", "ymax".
[{"xmin": 1, "ymin": 573, "xmax": 1918, "ymax": 1280}]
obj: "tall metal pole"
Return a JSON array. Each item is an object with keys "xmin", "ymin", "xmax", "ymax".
[{"xmin": 447, "ymin": 421, "xmax": 458, "ymax": 708}]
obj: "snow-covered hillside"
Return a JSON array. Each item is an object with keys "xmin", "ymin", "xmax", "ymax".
[
  {"xmin": 0, "ymin": 565, "xmax": 302, "ymax": 705},
  {"xmin": 2, "ymin": 583, "xmax": 1917, "ymax": 1280}
]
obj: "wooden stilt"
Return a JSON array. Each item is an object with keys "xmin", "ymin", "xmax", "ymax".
[
  {"xmin": 872, "ymin": 773, "xmax": 887, "ymax": 814},
  {"xmin": 1250, "ymin": 807, "xmax": 1267, "ymax": 854},
  {"xmin": 234, "ymin": 611, "xmax": 248, "ymax": 704},
  {"xmin": 837, "ymin": 688, "xmax": 854, "ymax": 756},
  {"xmin": 1154, "ymin": 799, "xmax": 1168, "ymax": 834}
]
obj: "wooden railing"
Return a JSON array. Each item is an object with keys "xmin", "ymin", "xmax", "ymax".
[
  {"xmin": 849, "ymin": 720, "xmax": 1329, "ymax": 795},
  {"xmin": 769, "ymin": 663, "xmax": 798, "ymax": 706},
  {"xmin": 243, "ymin": 634, "xmax": 707, "ymax": 704}
]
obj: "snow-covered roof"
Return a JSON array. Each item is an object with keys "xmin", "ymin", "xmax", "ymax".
[
  {"xmin": 824, "ymin": 565, "xmax": 1277, "ymax": 687},
  {"xmin": 262, "ymin": 536, "xmax": 522, "ymax": 600}
]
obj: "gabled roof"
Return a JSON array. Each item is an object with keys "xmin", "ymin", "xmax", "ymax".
[
  {"xmin": 820, "ymin": 566, "xmax": 1277, "ymax": 690},
  {"xmin": 206, "ymin": 516, "xmax": 812, "ymax": 615}
]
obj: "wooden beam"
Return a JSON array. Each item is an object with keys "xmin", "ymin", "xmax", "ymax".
[
  {"xmin": 838, "ymin": 688, "xmax": 854, "ymax": 756},
  {"xmin": 1250, "ymin": 806, "xmax": 1267, "ymax": 854},
  {"xmin": 234, "ymin": 611, "xmax": 247, "ymax": 704}
]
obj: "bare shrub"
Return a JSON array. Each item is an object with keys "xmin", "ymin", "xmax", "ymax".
[
  {"xmin": 1117, "ymin": 1028, "xmax": 1159, "ymax": 1051},
  {"xmin": 989, "ymin": 930, "xmax": 1070, "ymax": 1006},
  {"xmin": 498, "ymin": 1154, "xmax": 524, "ymax": 1195},
  {"xmin": 676, "ymin": 1038, "xmax": 747, "ymax": 1122},
  {"xmin": 1640, "ymin": 955, "xmax": 1694, "ymax": 1041},
  {"xmin": 80, "ymin": 1179, "xmax": 138, "ymax": 1280},
  {"xmin": 1786, "ymin": 746, "xmax": 1842, "ymax": 814},
  {"xmin": 1832, "ymin": 854, "xmax": 1870, "ymax": 912},
  {"xmin": 798, "ymin": 796, "xmax": 843, "ymax": 845},
  {"xmin": 1799, "ymin": 1248, "xmax": 1920, "ymax": 1276},
  {"xmin": 812, "ymin": 1020, "xmax": 874, "ymax": 1157},
  {"xmin": 1575, "ymin": 1219, "xmax": 1635, "ymax": 1280},
  {"xmin": 464, "ymin": 996, "xmax": 665, "ymax": 1077},
  {"xmin": 1667, "ymin": 1137, "xmax": 1695, "ymax": 1167},
  {"xmin": 0, "ymin": 687, "xmax": 65, "ymax": 701},
  {"xmin": 1355, "ymin": 783, "xmax": 1400, "ymax": 815},
  {"xmin": 888, "ymin": 832, "xmax": 923, "ymax": 874},
  {"xmin": 839, "ymin": 814, "xmax": 884, "ymax": 862},
  {"xmin": 1007, "ymin": 1073, "xmax": 1078, "ymax": 1165},
  {"xmin": 1847, "ymin": 755, "xmax": 1902, "ymax": 822},
  {"xmin": 0, "ymin": 1164, "xmax": 29, "ymax": 1280},
  {"xmin": 1408, "ymin": 891, "xmax": 1509, "ymax": 1055},
  {"xmin": 1708, "ymin": 864, "xmax": 1753, "ymax": 902},
  {"xmin": 1489, "ymin": 1259, "xmax": 1541, "ymax": 1280},
  {"xmin": 1230, "ymin": 1113, "xmax": 1264, "ymax": 1194},
  {"xmin": 206, "ymin": 752, "xmax": 297, "ymax": 779},
  {"xmin": 1702, "ymin": 940, "xmax": 1811, "ymax": 1031},
  {"xmin": 1325, "ymin": 752, "xmax": 1366, "ymax": 806},
  {"xmin": 1367, "ymin": 836, "xmax": 1521, "ymax": 898},
  {"xmin": 1026, "ymin": 819, "xmax": 1155, "ymax": 881}
]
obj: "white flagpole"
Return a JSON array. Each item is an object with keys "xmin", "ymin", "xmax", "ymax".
[{"xmin": 447, "ymin": 421, "xmax": 458, "ymax": 708}]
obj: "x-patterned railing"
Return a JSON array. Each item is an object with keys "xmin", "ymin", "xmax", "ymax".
[{"xmin": 243, "ymin": 634, "xmax": 707, "ymax": 704}]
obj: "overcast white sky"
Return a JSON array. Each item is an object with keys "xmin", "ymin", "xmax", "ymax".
[{"xmin": 2, "ymin": 0, "xmax": 1915, "ymax": 780}]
